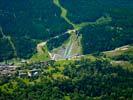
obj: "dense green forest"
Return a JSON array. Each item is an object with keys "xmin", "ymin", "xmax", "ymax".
[
  {"xmin": 0, "ymin": 57, "xmax": 133, "ymax": 99},
  {"xmin": 60, "ymin": 0, "xmax": 133, "ymax": 54},
  {"xmin": 0, "ymin": 38, "xmax": 14, "ymax": 60},
  {"xmin": 60, "ymin": 0, "xmax": 133, "ymax": 23},
  {"xmin": 0, "ymin": 0, "xmax": 71, "ymax": 61}
]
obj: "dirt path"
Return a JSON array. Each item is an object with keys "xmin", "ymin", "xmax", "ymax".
[
  {"xmin": 35, "ymin": 32, "xmax": 69, "ymax": 60},
  {"xmin": 37, "ymin": 42, "xmax": 46, "ymax": 54},
  {"xmin": 32, "ymin": 0, "xmax": 112, "ymax": 61},
  {"xmin": 53, "ymin": 0, "xmax": 75, "ymax": 28},
  {"xmin": 0, "ymin": 27, "xmax": 17, "ymax": 57}
]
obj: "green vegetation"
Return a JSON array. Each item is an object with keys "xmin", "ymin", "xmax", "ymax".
[
  {"xmin": 0, "ymin": 0, "xmax": 71, "ymax": 61},
  {"xmin": 60, "ymin": 0, "xmax": 133, "ymax": 24},
  {"xmin": 61, "ymin": 0, "xmax": 133, "ymax": 54},
  {"xmin": 105, "ymin": 45, "xmax": 133, "ymax": 61},
  {"xmin": 53, "ymin": 0, "xmax": 111, "ymax": 31},
  {"xmin": 0, "ymin": 38, "xmax": 14, "ymax": 61},
  {"xmin": 0, "ymin": 0, "xmax": 132, "ymax": 61},
  {"xmin": 0, "ymin": 57, "xmax": 133, "ymax": 99},
  {"xmin": 29, "ymin": 43, "xmax": 50, "ymax": 63},
  {"xmin": 47, "ymin": 33, "xmax": 70, "ymax": 51},
  {"xmin": 0, "ymin": 0, "xmax": 133, "ymax": 99},
  {"xmin": 53, "ymin": 0, "xmax": 75, "ymax": 28},
  {"xmin": 51, "ymin": 0, "xmax": 111, "ymax": 60},
  {"xmin": 104, "ymin": 45, "xmax": 133, "ymax": 71}
]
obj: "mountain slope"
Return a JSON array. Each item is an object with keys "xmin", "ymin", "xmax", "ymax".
[
  {"xmin": 0, "ymin": 0, "xmax": 71, "ymax": 61},
  {"xmin": 0, "ymin": 0, "xmax": 133, "ymax": 62}
]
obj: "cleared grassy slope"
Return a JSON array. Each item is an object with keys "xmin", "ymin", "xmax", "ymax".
[{"xmin": 104, "ymin": 45, "xmax": 133, "ymax": 71}]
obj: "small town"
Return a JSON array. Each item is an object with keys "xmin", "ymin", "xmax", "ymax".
[
  {"xmin": 0, "ymin": 64, "xmax": 17, "ymax": 77},
  {"xmin": 0, "ymin": 60, "xmax": 55, "ymax": 78}
]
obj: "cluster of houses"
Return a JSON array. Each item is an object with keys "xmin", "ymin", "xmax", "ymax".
[
  {"xmin": 18, "ymin": 60, "xmax": 55, "ymax": 78},
  {"xmin": 0, "ymin": 64, "xmax": 17, "ymax": 77},
  {"xmin": 0, "ymin": 60, "xmax": 55, "ymax": 78},
  {"xmin": 18, "ymin": 69, "xmax": 41, "ymax": 78}
]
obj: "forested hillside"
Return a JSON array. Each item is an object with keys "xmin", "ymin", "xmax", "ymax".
[
  {"xmin": 0, "ymin": 0, "xmax": 133, "ymax": 99},
  {"xmin": 0, "ymin": 0, "xmax": 133, "ymax": 61},
  {"xmin": 60, "ymin": 0, "xmax": 133, "ymax": 54},
  {"xmin": 0, "ymin": 0, "xmax": 71, "ymax": 61}
]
